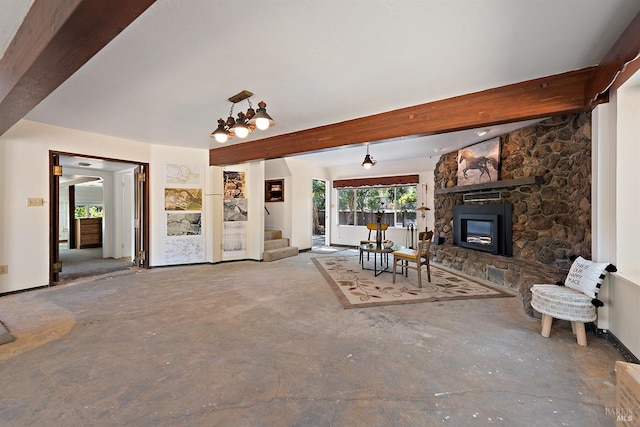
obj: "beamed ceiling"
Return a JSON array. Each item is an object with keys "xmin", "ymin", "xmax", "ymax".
[{"xmin": 1, "ymin": 1, "xmax": 639, "ymax": 168}]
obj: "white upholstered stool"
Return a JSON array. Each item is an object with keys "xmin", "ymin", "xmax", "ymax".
[{"xmin": 530, "ymin": 284, "xmax": 596, "ymax": 346}]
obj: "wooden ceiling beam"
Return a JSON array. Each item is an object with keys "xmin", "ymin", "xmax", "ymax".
[
  {"xmin": 0, "ymin": 0, "xmax": 156, "ymax": 136},
  {"xmin": 586, "ymin": 11, "xmax": 640, "ymax": 103},
  {"xmin": 210, "ymin": 68, "xmax": 597, "ymax": 166}
]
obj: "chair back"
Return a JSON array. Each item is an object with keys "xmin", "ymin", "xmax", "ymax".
[
  {"xmin": 365, "ymin": 223, "xmax": 389, "ymax": 240},
  {"xmin": 418, "ymin": 230, "xmax": 434, "ymax": 256}
]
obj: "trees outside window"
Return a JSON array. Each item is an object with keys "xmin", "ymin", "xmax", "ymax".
[
  {"xmin": 338, "ymin": 185, "xmax": 417, "ymax": 226},
  {"xmin": 75, "ymin": 205, "xmax": 103, "ymax": 218}
]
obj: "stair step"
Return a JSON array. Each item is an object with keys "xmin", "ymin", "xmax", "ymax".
[
  {"xmin": 264, "ymin": 238, "xmax": 290, "ymax": 251},
  {"xmin": 264, "ymin": 230, "xmax": 282, "ymax": 241},
  {"xmin": 262, "ymin": 246, "xmax": 299, "ymax": 262}
]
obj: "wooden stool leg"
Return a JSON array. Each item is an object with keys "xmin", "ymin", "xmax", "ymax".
[
  {"xmin": 574, "ymin": 322, "xmax": 588, "ymax": 346},
  {"xmin": 541, "ymin": 314, "xmax": 553, "ymax": 338}
]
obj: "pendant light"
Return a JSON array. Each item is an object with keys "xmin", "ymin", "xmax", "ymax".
[{"xmin": 361, "ymin": 145, "xmax": 377, "ymax": 169}]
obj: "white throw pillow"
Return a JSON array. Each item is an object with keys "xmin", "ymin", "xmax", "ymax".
[{"xmin": 564, "ymin": 256, "xmax": 611, "ymax": 298}]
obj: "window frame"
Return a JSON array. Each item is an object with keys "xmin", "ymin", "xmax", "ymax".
[{"xmin": 336, "ymin": 184, "xmax": 417, "ymax": 227}]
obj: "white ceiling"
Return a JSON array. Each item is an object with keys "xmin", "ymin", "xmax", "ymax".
[{"xmin": 2, "ymin": 0, "xmax": 639, "ymax": 168}]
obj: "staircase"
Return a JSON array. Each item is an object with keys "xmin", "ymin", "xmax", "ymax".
[{"xmin": 263, "ymin": 230, "xmax": 298, "ymax": 262}]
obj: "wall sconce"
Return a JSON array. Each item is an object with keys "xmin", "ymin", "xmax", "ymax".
[
  {"xmin": 210, "ymin": 90, "xmax": 275, "ymax": 143},
  {"xmin": 361, "ymin": 145, "xmax": 376, "ymax": 169}
]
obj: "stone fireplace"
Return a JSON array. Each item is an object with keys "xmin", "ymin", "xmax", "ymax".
[{"xmin": 431, "ymin": 113, "xmax": 592, "ymax": 315}]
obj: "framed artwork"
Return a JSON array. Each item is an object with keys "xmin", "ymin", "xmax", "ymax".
[
  {"xmin": 224, "ymin": 171, "xmax": 246, "ymax": 199},
  {"xmin": 166, "ymin": 213, "xmax": 202, "ymax": 236},
  {"xmin": 223, "ymin": 198, "xmax": 248, "ymax": 221},
  {"xmin": 457, "ymin": 137, "xmax": 500, "ymax": 185},
  {"xmin": 164, "ymin": 188, "xmax": 203, "ymax": 210}
]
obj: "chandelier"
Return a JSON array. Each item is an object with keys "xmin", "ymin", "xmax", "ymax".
[
  {"xmin": 361, "ymin": 144, "xmax": 377, "ymax": 169},
  {"xmin": 210, "ymin": 90, "xmax": 275, "ymax": 143}
]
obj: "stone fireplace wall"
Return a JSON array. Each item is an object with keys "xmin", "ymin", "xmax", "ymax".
[{"xmin": 432, "ymin": 112, "xmax": 593, "ymax": 314}]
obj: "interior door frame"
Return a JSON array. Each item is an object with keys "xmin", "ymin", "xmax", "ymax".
[{"xmin": 49, "ymin": 151, "xmax": 150, "ymax": 285}]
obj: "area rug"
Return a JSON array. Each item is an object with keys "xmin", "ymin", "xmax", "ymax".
[{"xmin": 312, "ymin": 253, "xmax": 514, "ymax": 308}]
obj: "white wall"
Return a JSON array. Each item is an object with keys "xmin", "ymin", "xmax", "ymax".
[
  {"xmin": 0, "ymin": 120, "xmax": 209, "ymax": 293},
  {"xmin": 329, "ymin": 156, "xmax": 438, "ymax": 248},
  {"xmin": 593, "ymin": 73, "xmax": 640, "ymax": 359},
  {"xmin": 74, "ymin": 184, "xmax": 104, "ymax": 206}
]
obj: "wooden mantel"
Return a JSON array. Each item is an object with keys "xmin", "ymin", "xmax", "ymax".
[{"xmin": 434, "ymin": 176, "xmax": 542, "ymax": 195}]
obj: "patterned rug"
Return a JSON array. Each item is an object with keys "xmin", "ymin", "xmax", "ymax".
[{"xmin": 312, "ymin": 253, "xmax": 514, "ymax": 308}]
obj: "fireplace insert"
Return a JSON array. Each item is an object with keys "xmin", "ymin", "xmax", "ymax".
[{"xmin": 453, "ymin": 204, "xmax": 512, "ymax": 256}]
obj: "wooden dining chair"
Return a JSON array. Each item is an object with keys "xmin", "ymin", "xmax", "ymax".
[
  {"xmin": 359, "ymin": 223, "xmax": 388, "ymax": 263},
  {"xmin": 392, "ymin": 230, "xmax": 434, "ymax": 287}
]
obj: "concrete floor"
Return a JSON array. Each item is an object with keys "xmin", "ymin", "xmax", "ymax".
[{"xmin": 0, "ymin": 249, "xmax": 624, "ymax": 426}]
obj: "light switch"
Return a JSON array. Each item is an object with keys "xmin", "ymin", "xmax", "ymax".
[{"xmin": 27, "ymin": 198, "xmax": 44, "ymax": 206}]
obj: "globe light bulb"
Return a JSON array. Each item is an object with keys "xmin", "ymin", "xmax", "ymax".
[{"xmin": 256, "ymin": 117, "xmax": 270, "ymax": 130}]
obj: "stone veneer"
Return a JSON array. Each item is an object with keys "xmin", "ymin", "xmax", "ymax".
[{"xmin": 432, "ymin": 113, "xmax": 592, "ymax": 315}]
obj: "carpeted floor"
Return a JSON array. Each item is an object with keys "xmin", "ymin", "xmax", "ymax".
[
  {"xmin": 58, "ymin": 245, "xmax": 133, "ymax": 282},
  {"xmin": 313, "ymin": 251, "xmax": 514, "ymax": 308}
]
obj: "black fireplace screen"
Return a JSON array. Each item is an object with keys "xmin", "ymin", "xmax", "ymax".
[
  {"xmin": 464, "ymin": 219, "xmax": 493, "ymax": 246},
  {"xmin": 453, "ymin": 204, "xmax": 512, "ymax": 257}
]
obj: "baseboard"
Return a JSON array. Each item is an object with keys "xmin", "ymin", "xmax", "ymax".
[
  {"xmin": 0, "ymin": 284, "xmax": 49, "ymax": 297},
  {"xmin": 597, "ymin": 329, "xmax": 640, "ymax": 364}
]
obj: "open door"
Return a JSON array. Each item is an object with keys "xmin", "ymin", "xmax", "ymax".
[
  {"xmin": 49, "ymin": 154, "xmax": 61, "ymax": 284},
  {"xmin": 312, "ymin": 179, "xmax": 327, "ymax": 247},
  {"xmin": 50, "ymin": 152, "xmax": 150, "ymax": 285},
  {"xmin": 134, "ymin": 165, "xmax": 150, "ymax": 268}
]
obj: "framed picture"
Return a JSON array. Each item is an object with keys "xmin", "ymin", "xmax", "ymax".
[
  {"xmin": 457, "ymin": 137, "xmax": 500, "ymax": 185},
  {"xmin": 224, "ymin": 171, "xmax": 246, "ymax": 199}
]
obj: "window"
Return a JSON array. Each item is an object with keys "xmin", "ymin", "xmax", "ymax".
[
  {"xmin": 337, "ymin": 185, "xmax": 417, "ymax": 226},
  {"xmin": 75, "ymin": 204, "xmax": 103, "ymax": 219}
]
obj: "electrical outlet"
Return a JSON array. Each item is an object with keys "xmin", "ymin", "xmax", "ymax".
[
  {"xmin": 27, "ymin": 198, "xmax": 44, "ymax": 207},
  {"xmin": 0, "ymin": 265, "xmax": 8, "ymax": 275}
]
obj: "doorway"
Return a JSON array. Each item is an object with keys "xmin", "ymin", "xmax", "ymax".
[
  {"xmin": 50, "ymin": 152, "xmax": 150, "ymax": 285},
  {"xmin": 312, "ymin": 179, "xmax": 327, "ymax": 248}
]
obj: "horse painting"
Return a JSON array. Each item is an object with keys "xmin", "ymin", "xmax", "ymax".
[{"xmin": 458, "ymin": 150, "xmax": 499, "ymax": 183}]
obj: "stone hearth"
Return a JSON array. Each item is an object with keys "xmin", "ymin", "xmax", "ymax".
[{"xmin": 431, "ymin": 244, "xmax": 567, "ymax": 316}]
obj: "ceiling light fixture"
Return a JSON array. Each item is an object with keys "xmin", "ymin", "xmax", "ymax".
[
  {"xmin": 475, "ymin": 129, "xmax": 489, "ymax": 137},
  {"xmin": 361, "ymin": 145, "xmax": 377, "ymax": 169},
  {"xmin": 210, "ymin": 90, "xmax": 275, "ymax": 143}
]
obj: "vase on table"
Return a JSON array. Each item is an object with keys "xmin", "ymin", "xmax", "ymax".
[{"xmin": 376, "ymin": 223, "xmax": 382, "ymax": 246}]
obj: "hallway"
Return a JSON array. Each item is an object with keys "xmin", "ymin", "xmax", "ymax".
[
  {"xmin": 58, "ymin": 244, "xmax": 133, "ymax": 283},
  {"xmin": 0, "ymin": 251, "xmax": 624, "ymax": 426}
]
